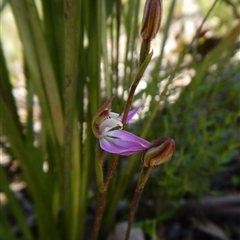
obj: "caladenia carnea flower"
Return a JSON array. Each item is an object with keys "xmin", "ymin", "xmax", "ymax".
[
  {"xmin": 142, "ymin": 137, "xmax": 175, "ymax": 167},
  {"xmin": 92, "ymin": 97, "xmax": 150, "ymax": 156},
  {"xmin": 141, "ymin": 0, "xmax": 162, "ymax": 41}
]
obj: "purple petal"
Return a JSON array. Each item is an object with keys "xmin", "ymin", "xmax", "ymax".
[
  {"xmin": 99, "ymin": 130, "xmax": 150, "ymax": 156},
  {"xmin": 119, "ymin": 107, "xmax": 140, "ymax": 123}
]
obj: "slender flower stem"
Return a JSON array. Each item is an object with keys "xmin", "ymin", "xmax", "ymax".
[
  {"xmin": 121, "ymin": 50, "xmax": 153, "ymax": 126},
  {"xmin": 121, "ymin": 40, "xmax": 153, "ymax": 239},
  {"xmin": 95, "ymin": 143, "xmax": 105, "ymax": 191},
  {"xmin": 125, "ymin": 187, "xmax": 143, "ymax": 240},
  {"xmin": 92, "ymin": 29, "xmax": 153, "ymax": 240},
  {"xmin": 139, "ymin": 40, "xmax": 151, "ymax": 66},
  {"xmin": 124, "ymin": 166, "xmax": 153, "ymax": 240},
  {"xmin": 105, "ymin": 154, "xmax": 120, "ymax": 189},
  {"xmin": 92, "ymin": 143, "xmax": 105, "ymax": 240},
  {"xmin": 92, "ymin": 146, "xmax": 120, "ymax": 240},
  {"xmin": 91, "ymin": 191, "xmax": 106, "ymax": 240}
]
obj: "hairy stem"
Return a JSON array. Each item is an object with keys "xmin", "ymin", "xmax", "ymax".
[
  {"xmin": 139, "ymin": 40, "xmax": 151, "ymax": 66},
  {"xmin": 91, "ymin": 190, "xmax": 106, "ymax": 240},
  {"xmin": 125, "ymin": 166, "xmax": 153, "ymax": 240},
  {"xmin": 91, "ymin": 143, "xmax": 105, "ymax": 240},
  {"xmin": 92, "ymin": 39, "xmax": 152, "ymax": 239},
  {"xmin": 105, "ymin": 154, "xmax": 120, "ymax": 189},
  {"xmin": 121, "ymin": 49, "xmax": 153, "ymax": 126},
  {"xmin": 92, "ymin": 148, "xmax": 120, "ymax": 240}
]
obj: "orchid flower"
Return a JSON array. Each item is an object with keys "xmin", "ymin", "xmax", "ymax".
[{"xmin": 92, "ymin": 97, "xmax": 150, "ymax": 156}]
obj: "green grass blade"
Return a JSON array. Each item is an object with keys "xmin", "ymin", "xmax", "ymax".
[
  {"xmin": 0, "ymin": 214, "xmax": 18, "ymax": 240},
  {"xmin": 0, "ymin": 98, "xmax": 61, "ymax": 240},
  {"xmin": 0, "ymin": 167, "xmax": 34, "ymax": 240},
  {"xmin": 41, "ymin": 0, "xmax": 64, "ymax": 98},
  {"xmin": 0, "ymin": 42, "xmax": 22, "ymax": 136},
  {"xmin": 63, "ymin": 0, "xmax": 83, "ymax": 239},
  {"xmin": 9, "ymin": 0, "xmax": 64, "ymax": 146}
]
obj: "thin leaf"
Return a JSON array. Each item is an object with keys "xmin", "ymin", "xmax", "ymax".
[
  {"xmin": 9, "ymin": 0, "xmax": 64, "ymax": 146},
  {"xmin": 0, "ymin": 214, "xmax": 18, "ymax": 240},
  {"xmin": 0, "ymin": 41, "xmax": 22, "ymax": 137},
  {"xmin": 0, "ymin": 167, "xmax": 34, "ymax": 240},
  {"xmin": 0, "ymin": 98, "xmax": 61, "ymax": 240}
]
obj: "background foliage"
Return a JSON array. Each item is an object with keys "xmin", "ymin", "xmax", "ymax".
[{"xmin": 1, "ymin": 0, "xmax": 239, "ymax": 239}]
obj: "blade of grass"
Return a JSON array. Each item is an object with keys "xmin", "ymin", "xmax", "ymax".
[
  {"xmin": 9, "ymin": 2, "xmax": 65, "ymax": 233},
  {"xmin": 0, "ymin": 98, "xmax": 61, "ymax": 240},
  {"xmin": 122, "ymin": 0, "xmax": 141, "ymax": 92},
  {"xmin": 76, "ymin": 30, "xmax": 87, "ymax": 239},
  {"xmin": 0, "ymin": 42, "xmax": 22, "ymax": 136},
  {"xmin": 0, "ymin": 213, "xmax": 18, "ymax": 240},
  {"xmin": 70, "ymin": 115, "xmax": 81, "ymax": 239},
  {"xmin": 63, "ymin": 0, "xmax": 82, "ymax": 239},
  {"xmin": 9, "ymin": 0, "xmax": 64, "ymax": 146},
  {"xmin": 80, "ymin": 2, "xmax": 103, "ymax": 238},
  {"xmin": 8, "ymin": 0, "xmax": 59, "ymax": 156},
  {"xmin": 41, "ymin": 0, "xmax": 64, "ymax": 100},
  {"xmin": 25, "ymin": 0, "xmax": 64, "ymax": 145},
  {"xmin": 101, "ymin": 0, "xmax": 111, "ymax": 97},
  {"xmin": 0, "ymin": 167, "xmax": 34, "ymax": 240}
]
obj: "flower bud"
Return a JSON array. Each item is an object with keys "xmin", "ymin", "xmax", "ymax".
[
  {"xmin": 141, "ymin": 0, "xmax": 162, "ymax": 41},
  {"xmin": 142, "ymin": 137, "xmax": 175, "ymax": 167}
]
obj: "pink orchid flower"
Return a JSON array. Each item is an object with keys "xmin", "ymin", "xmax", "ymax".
[{"xmin": 92, "ymin": 97, "xmax": 150, "ymax": 156}]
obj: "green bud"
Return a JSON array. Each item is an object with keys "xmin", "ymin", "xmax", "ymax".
[
  {"xmin": 142, "ymin": 137, "xmax": 175, "ymax": 167},
  {"xmin": 141, "ymin": 0, "xmax": 162, "ymax": 41}
]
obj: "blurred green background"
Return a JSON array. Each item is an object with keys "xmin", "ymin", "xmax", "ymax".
[{"xmin": 1, "ymin": 0, "xmax": 239, "ymax": 239}]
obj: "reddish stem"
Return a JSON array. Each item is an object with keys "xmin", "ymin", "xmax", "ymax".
[{"xmin": 91, "ymin": 191, "xmax": 106, "ymax": 240}]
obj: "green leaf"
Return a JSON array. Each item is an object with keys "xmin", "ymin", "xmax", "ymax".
[
  {"xmin": 9, "ymin": 0, "xmax": 64, "ymax": 146},
  {"xmin": 0, "ymin": 213, "xmax": 18, "ymax": 240},
  {"xmin": 0, "ymin": 98, "xmax": 61, "ymax": 240},
  {"xmin": 0, "ymin": 41, "xmax": 22, "ymax": 137},
  {"xmin": 0, "ymin": 167, "xmax": 34, "ymax": 240}
]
